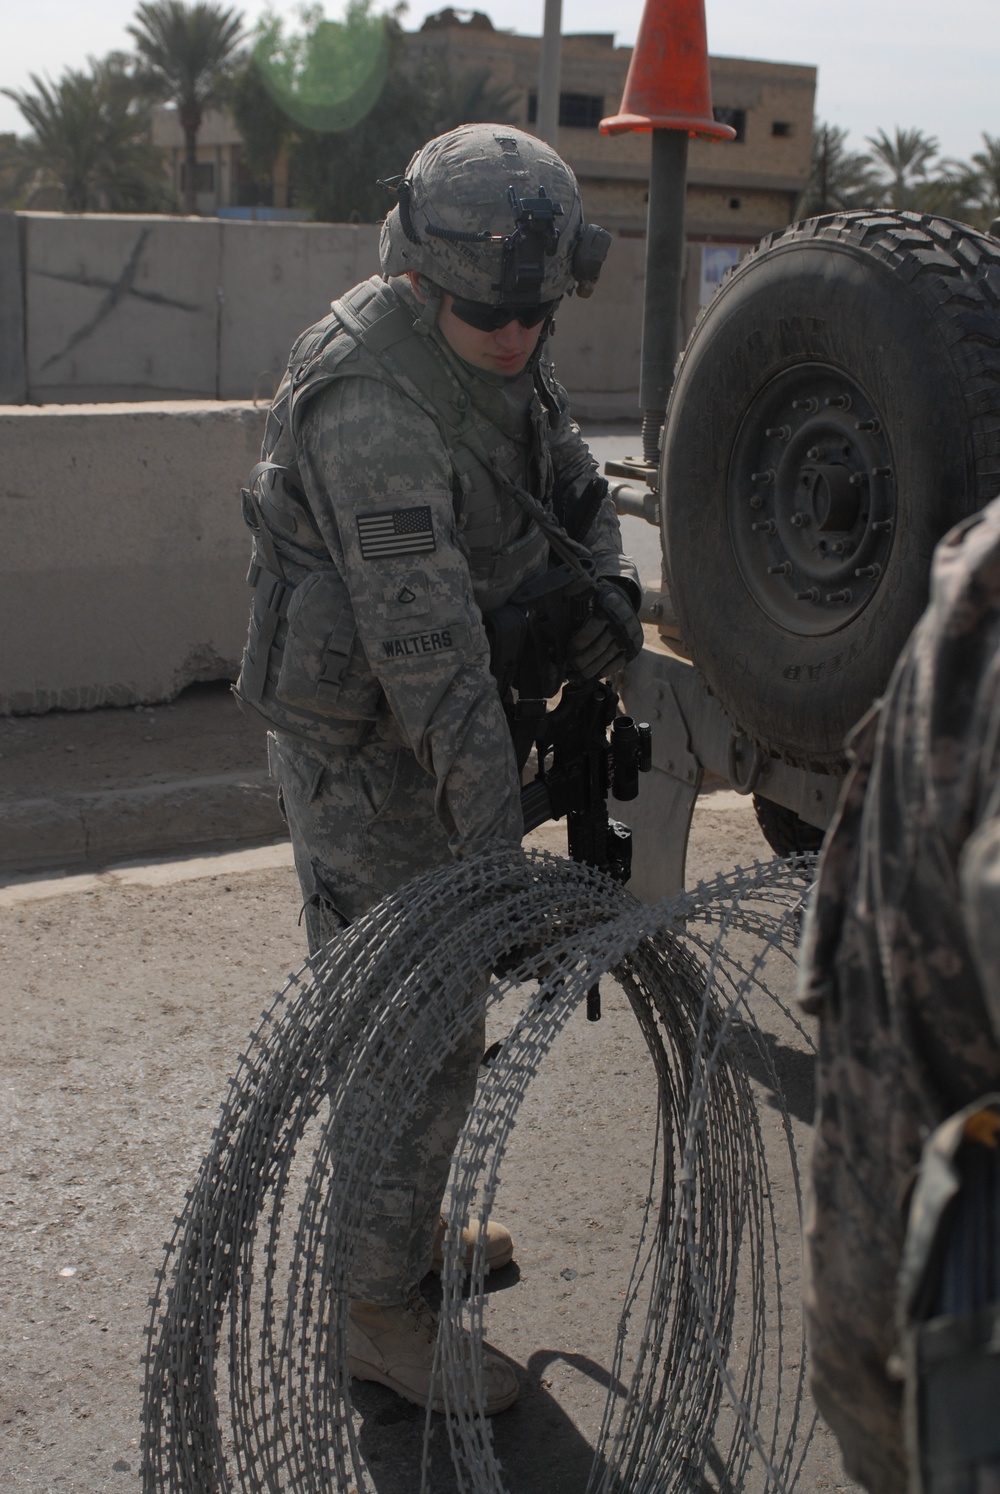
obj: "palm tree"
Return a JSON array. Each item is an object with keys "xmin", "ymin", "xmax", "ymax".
[
  {"xmin": 128, "ymin": 0, "xmax": 244, "ymax": 213},
  {"xmin": 970, "ymin": 133, "xmax": 1000, "ymax": 226},
  {"xmin": 800, "ymin": 122, "xmax": 880, "ymax": 215},
  {"xmin": 915, "ymin": 156, "xmax": 985, "ymax": 223},
  {"xmin": 866, "ymin": 126, "xmax": 939, "ymax": 210},
  {"xmin": 2, "ymin": 54, "xmax": 171, "ymax": 212}
]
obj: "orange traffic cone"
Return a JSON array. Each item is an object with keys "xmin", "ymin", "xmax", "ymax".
[{"xmin": 600, "ymin": 0, "xmax": 736, "ymax": 139}]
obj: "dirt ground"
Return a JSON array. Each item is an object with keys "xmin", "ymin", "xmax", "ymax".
[{"xmin": 0, "ymin": 787, "xmax": 858, "ymax": 1493}]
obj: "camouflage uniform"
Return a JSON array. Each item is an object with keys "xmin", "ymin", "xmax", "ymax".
[
  {"xmin": 800, "ymin": 497, "xmax": 1000, "ymax": 1492},
  {"xmin": 236, "ymin": 272, "xmax": 637, "ymax": 1302}
]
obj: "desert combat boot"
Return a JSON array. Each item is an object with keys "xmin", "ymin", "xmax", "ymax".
[
  {"xmin": 431, "ymin": 1215, "xmax": 514, "ymax": 1274},
  {"xmin": 347, "ymin": 1292, "xmax": 519, "ymax": 1415}
]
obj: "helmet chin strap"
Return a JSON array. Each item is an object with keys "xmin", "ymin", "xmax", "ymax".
[{"xmin": 414, "ymin": 274, "xmax": 443, "ymax": 335}]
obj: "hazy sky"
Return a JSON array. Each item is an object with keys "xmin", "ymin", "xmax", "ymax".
[{"xmin": 1, "ymin": 0, "xmax": 997, "ymax": 165}]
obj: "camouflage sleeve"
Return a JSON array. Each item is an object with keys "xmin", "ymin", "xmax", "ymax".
[
  {"xmin": 959, "ymin": 804, "xmax": 1000, "ymax": 1046},
  {"xmin": 542, "ymin": 362, "xmax": 641, "ymax": 602},
  {"xmin": 295, "ymin": 376, "xmax": 523, "ymax": 858}
]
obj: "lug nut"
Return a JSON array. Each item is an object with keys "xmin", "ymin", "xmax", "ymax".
[
  {"xmin": 854, "ymin": 563, "xmax": 882, "ymax": 579},
  {"xmin": 765, "ymin": 425, "xmax": 791, "ymax": 440},
  {"xmin": 792, "ymin": 397, "xmax": 818, "ymax": 412},
  {"xmin": 751, "ymin": 469, "xmax": 775, "ymax": 483},
  {"xmin": 849, "ymin": 472, "xmax": 869, "ymax": 486},
  {"xmin": 795, "ymin": 587, "xmax": 820, "ymax": 601},
  {"xmin": 807, "ymin": 447, "xmax": 820, "ymax": 460},
  {"xmin": 873, "ymin": 465, "xmax": 893, "ymax": 478},
  {"xmin": 872, "ymin": 518, "xmax": 893, "ymax": 533},
  {"xmin": 789, "ymin": 511, "xmax": 810, "ymax": 527},
  {"xmin": 768, "ymin": 562, "xmax": 792, "ymax": 576},
  {"xmin": 830, "ymin": 541, "xmax": 847, "ymax": 554},
  {"xmin": 826, "ymin": 588, "xmax": 852, "ymax": 603},
  {"xmin": 825, "ymin": 394, "xmax": 851, "ymax": 409},
  {"xmin": 749, "ymin": 495, "xmax": 764, "ymax": 509},
  {"xmin": 752, "ymin": 519, "xmax": 776, "ymax": 533},
  {"xmin": 855, "ymin": 418, "xmax": 881, "ymax": 433}
]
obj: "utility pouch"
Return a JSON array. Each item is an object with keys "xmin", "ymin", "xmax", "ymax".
[
  {"xmin": 274, "ymin": 567, "xmax": 381, "ymax": 722},
  {"xmin": 897, "ymin": 1096, "xmax": 1000, "ymax": 1493},
  {"xmin": 238, "ymin": 540, "xmax": 294, "ymax": 706}
]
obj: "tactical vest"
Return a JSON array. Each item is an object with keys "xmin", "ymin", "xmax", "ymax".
[{"xmin": 234, "ymin": 276, "xmax": 561, "ymax": 749}]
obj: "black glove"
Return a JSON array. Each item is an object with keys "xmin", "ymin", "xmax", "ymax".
[{"xmin": 567, "ymin": 580, "xmax": 643, "ymax": 681}]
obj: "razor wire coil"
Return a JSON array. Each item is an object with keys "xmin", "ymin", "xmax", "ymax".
[{"xmin": 142, "ymin": 846, "xmax": 816, "ymax": 1492}]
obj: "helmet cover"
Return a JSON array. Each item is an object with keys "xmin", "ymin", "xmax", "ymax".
[{"xmin": 379, "ymin": 123, "xmax": 610, "ymax": 303}]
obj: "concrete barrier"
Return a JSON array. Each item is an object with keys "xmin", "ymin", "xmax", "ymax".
[
  {"xmin": 555, "ymin": 237, "xmax": 645, "ymax": 421},
  {"xmin": 1, "ymin": 400, "xmax": 266, "ymax": 714},
  {"xmin": 0, "ymin": 213, "xmax": 26, "ymax": 404},
  {"xmin": 23, "ymin": 214, "xmax": 223, "ymax": 404},
  {"xmin": 12, "ymin": 212, "xmax": 645, "ymax": 417},
  {"xmin": 218, "ymin": 221, "xmax": 382, "ymax": 401}
]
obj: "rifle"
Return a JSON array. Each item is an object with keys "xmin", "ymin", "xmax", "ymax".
[
  {"xmin": 516, "ymin": 683, "xmax": 651, "ymax": 1021},
  {"xmin": 486, "ymin": 568, "xmax": 652, "ymax": 1019}
]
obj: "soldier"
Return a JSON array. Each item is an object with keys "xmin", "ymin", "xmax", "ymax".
[
  {"xmin": 801, "ymin": 497, "xmax": 1000, "ymax": 1492},
  {"xmin": 234, "ymin": 123, "xmax": 642, "ymax": 1415}
]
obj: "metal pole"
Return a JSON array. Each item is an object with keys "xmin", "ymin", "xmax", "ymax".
[
  {"xmin": 640, "ymin": 128, "xmax": 689, "ymax": 464},
  {"xmin": 536, "ymin": 0, "xmax": 563, "ymax": 148}
]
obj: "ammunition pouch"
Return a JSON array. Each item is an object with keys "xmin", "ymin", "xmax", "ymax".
[{"xmin": 234, "ymin": 476, "xmax": 381, "ymax": 748}]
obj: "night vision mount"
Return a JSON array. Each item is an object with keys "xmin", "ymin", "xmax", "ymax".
[{"xmin": 383, "ymin": 176, "xmax": 611, "ymax": 301}]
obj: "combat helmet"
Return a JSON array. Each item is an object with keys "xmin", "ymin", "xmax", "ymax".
[{"xmin": 380, "ymin": 123, "xmax": 611, "ymax": 304}]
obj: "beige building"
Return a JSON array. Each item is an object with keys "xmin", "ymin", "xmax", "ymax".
[{"xmin": 150, "ymin": 107, "xmax": 298, "ymax": 220}]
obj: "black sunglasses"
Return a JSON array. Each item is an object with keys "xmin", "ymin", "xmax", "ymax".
[{"xmin": 449, "ymin": 297, "xmax": 556, "ymax": 333}]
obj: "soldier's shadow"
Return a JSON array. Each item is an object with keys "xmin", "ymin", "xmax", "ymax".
[{"xmin": 351, "ymin": 1268, "xmax": 620, "ymax": 1493}]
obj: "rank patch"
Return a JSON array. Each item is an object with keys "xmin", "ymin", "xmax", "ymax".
[
  {"xmin": 357, "ymin": 505, "xmax": 435, "ymax": 560},
  {"xmin": 382, "ymin": 571, "xmax": 430, "ymax": 620}
]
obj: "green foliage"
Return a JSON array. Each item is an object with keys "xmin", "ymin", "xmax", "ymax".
[
  {"xmin": 252, "ymin": 1, "xmax": 388, "ymax": 133},
  {"xmin": 289, "ymin": 12, "xmax": 428, "ymax": 223},
  {"xmin": 1, "ymin": 54, "xmax": 174, "ymax": 212},
  {"xmin": 800, "ymin": 122, "xmax": 1000, "ymax": 233},
  {"xmin": 235, "ymin": 0, "xmax": 517, "ymax": 223},
  {"xmin": 227, "ymin": 53, "xmax": 293, "ymax": 183},
  {"xmin": 968, "ymin": 134, "xmax": 1000, "ymax": 228}
]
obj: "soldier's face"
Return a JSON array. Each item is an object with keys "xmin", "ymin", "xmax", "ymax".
[
  {"xmin": 407, "ymin": 272, "xmax": 544, "ymax": 377},
  {"xmin": 437, "ymin": 295, "xmax": 545, "ymax": 376}
]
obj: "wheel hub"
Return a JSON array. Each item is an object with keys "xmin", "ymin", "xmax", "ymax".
[{"xmin": 727, "ymin": 363, "xmax": 896, "ymax": 636}]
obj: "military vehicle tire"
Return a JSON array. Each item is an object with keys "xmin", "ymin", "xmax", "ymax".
[
  {"xmin": 663, "ymin": 211, "xmax": 1000, "ymax": 770},
  {"xmin": 752, "ymin": 795, "xmax": 826, "ymax": 858}
]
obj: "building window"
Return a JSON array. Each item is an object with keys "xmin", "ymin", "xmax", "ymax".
[
  {"xmin": 772, "ymin": 120, "xmax": 792, "ymax": 137},
  {"xmin": 713, "ymin": 105, "xmax": 746, "ymax": 142},
  {"xmin": 180, "ymin": 161, "xmax": 215, "ymax": 194},
  {"xmin": 527, "ymin": 92, "xmax": 605, "ymax": 129}
]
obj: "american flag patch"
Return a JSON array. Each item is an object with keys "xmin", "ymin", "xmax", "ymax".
[{"xmin": 356, "ymin": 506, "xmax": 436, "ymax": 560}]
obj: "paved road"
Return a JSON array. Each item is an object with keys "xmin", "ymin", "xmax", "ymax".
[{"xmin": 1, "ymin": 800, "xmax": 856, "ymax": 1492}]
